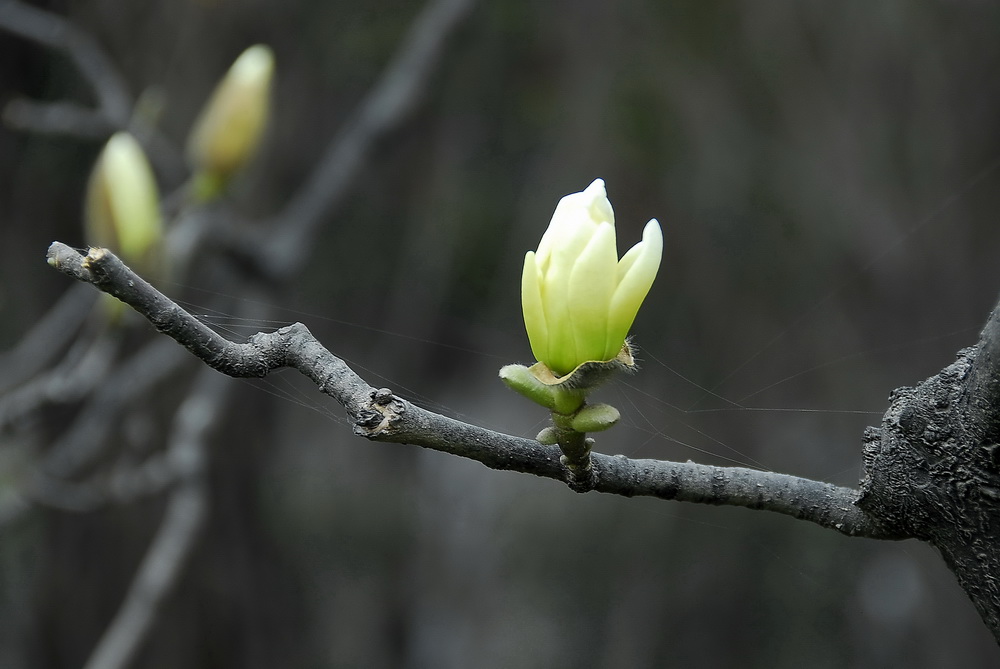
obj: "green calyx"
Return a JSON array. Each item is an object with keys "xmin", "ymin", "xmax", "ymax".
[
  {"xmin": 499, "ymin": 341, "xmax": 635, "ymax": 406},
  {"xmin": 501, "ymin": 341, "xmax": 633, "ymax": 479},
  {"xmin": 499, "ymin": 363, "xmax": 586, "ymax": 414},
  {"xmin": 501, "ymin": 360, "xmax": 621, "ymax": 472}
]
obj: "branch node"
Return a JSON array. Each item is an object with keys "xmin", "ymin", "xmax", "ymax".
[
  {"xmin": 561, "ymin": 436, "xmax": 596, "ymax": 493},
  {"xmin": 562, "ymin": 460, "xmax": 595, "ymax": 493},
  {"xmin": 354, "ymin": 388, "xmax": 405, "ymax": 438}
]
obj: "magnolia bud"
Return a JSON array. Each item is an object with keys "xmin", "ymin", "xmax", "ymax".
[
  {"xmin": 186, "ymin": 44, "xmax": 274, "ymax": 197},
  {"xmin": 521, "ymin": 179, "xmax": 662, "ymax": 377},
  {"xmin": 84, "ymin": 132, "xmax": 162, "ymax": 275}
]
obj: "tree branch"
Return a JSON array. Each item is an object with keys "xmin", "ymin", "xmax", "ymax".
[
  {"xmin": 47, "ymin": 242, "xmax": 900, "ymax": 540},
  {"xmin": 0, "ymin": 327, "xmax": 117, "ymax": 432},
  {"xmin": 2, "ymin": 98, "xmax": 114, "ymax": 137},
  {"xmin": 82, "ymin": 367, "xmax": 228, "ymax": 669},
  {"xmin": 0, "ymin": 337, "xmax": 188, "ymax": 529},
  {"xmin": 855, "ymin": 291, "xmax": 1000, "ymax": 644}
]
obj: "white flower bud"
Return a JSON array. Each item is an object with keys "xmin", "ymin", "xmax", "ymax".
[{"xmin": 521, "ymin": 179, "xmax": 662, "ymax": 376}]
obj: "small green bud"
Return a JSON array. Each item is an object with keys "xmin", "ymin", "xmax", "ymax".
[
  {"xmin": 535, "ymin": 427, "xmax": 560, "ymax": 444},
  {"xmin": 569, "ymin": 403, "xmax": 621, "ymax": 433}
]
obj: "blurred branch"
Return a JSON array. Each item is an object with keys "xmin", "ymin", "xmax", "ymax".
[
  {"xmin": 0, "ymin": 0, "xmax": 131, "ymax": 124},
  {"xmin": 42, "ymin": 337, "xmax": 186, "ymax": 479},
  {"xmin": 82, "ymin": 367, "xmax": 228, "ymax": 669},
  {"xmin": 0, "ymin": 1, "xmax": 186, "ymax": 180},
  {"xmin": 261, "ymin": 0, "xmax": 477, "ymax": 278},
  {"xmin": 2, "ymin": 98, "xmax": 113, "ymax": 137},
  {"xmin": 0, "ymin": 283, "xmax": 95, "ymax": 395},
  {"xmin": 0, "ymin": 325, "xmax": 117, "ymax": 431},
  {"xmin": 47, "ymin": 242, "xmax": 900, "ymax": 541},
  {"xmin": 25, "ymin": 445, "xmax": 188, "ymax": 514},
  {"xmin": 0, "ymin": 338, "xmax": 187, "ymax": 529}
]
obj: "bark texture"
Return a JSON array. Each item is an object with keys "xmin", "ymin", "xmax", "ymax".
[{"xmin": 858, "ymin": 299, "xmax": 1000, "ymax": 644}]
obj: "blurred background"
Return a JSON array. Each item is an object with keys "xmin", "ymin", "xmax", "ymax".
[{"xmin": 2, "ymin": 0, "xmax": 1000, "ymax": 667}]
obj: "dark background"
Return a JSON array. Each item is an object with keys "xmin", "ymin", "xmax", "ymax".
[{"xmin": 3, "ymin": 0, "xmax": 1000, "ymax": 666}]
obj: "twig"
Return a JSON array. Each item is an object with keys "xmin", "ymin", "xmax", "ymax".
[
  {"xmin": 47, "ymin": 242, "xmax": 901, "ymax": 540},
  {"xmin": 82, "ymin": 368, "xmax": 228, "ymax": 669}
]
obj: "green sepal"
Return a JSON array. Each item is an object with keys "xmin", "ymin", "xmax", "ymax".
[
  {"xmin": 535, "ymin": 427, "xmax": 559, "ymax": 444},
  {"xmin": 499, "ymin": 364, "xmax": 558, "ymax": 410},
  {"xmin": 500, "ymin": 363, "xmax": 587, "ymax": 414},
  {"xmin": 570, "ymin": 403, "xmax": 621, "ymax": 433}
]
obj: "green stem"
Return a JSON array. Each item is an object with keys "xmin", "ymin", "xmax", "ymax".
[{"xmin": 551, "ymin": 411, "xmax": 594, "ymax": 490}]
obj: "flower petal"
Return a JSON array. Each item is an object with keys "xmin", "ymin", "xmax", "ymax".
[
  {"xmin": 536, "ymin": 179, "xmax": 611, "ymax": 261},
  {"xmin": 606, "ymin": 219, "xmax": 662, "ymax": 356},
  {"xmin": 539, "ymin": 249, "xmax": 577, "ymax": 375},
  {"xmin": 567, "ymin": 221, "xmax": 617, "ymax": 364},
  {"xmin": 538, "ymin": 203, "xmax": 595, "ymax": 268},
  {"xmin": 521, "ymin": 251, "xmax": 548, "ymax": 364},
  {"xmin": 582, "ymin": 178, "xmax": 614, "ymax": 225}
]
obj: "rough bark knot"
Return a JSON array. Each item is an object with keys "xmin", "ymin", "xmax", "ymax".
[{"xmin": 354, "ymin": 388, "xmax": 404, "ymax": 438}]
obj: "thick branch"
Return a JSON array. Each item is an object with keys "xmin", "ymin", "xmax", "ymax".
[
  {"xmin": 962, "ymin": 294, "xmax": 1000, "ymax": 443},
  {"xmin": 47, "ymin": 242, "xmax": 897, "ymax": 540},
  {"xmin": 857, "ymin": 291, "xmax": 1000, "ymax": 644}
]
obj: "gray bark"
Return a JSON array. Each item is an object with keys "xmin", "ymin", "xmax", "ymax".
[
  {"xmin": 858, "ymin": 298, "xmax": 1000, "ymax": 644},
  {"xmin": 47, "ymin": 242, "xmax": 1000, "ymax": 644}
]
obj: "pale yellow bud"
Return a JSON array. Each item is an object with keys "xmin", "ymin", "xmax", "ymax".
[
  {"xmin": 84, "ymin": 132, "xmax": 163, "ymax": 274},
  {"xmin": 521, "ymin": 179, "xmax": 662, "ymax": 376},
  {"xmin": 186, "ymin": 44, "xmax": 274, "ymax": 196}
]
